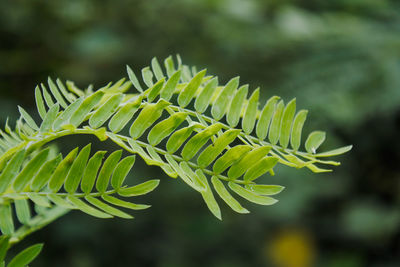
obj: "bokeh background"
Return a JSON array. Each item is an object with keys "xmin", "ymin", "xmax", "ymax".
[{"xmin": 1, "ymin": 0, "xmax": 400, "ymax": 266}]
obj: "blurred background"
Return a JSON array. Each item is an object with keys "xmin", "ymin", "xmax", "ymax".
[{"xmin": 1, "ymin": 0, "xmax": 400, "ymax": 266}]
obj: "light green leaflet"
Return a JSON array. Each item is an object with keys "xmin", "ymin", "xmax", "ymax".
[
  {"xmin": 245, "ymin": 184, "xmax": 285, "ymax": 195},
  {"xmin": 147, "ymin": 78, "xmax": 165, "ymax": 102},
  {"xmin": 64, "ymin": 144, "xmax": 92, "ymax": 194},
  {"xmin": 48, "ymin": 148, "xmax": 79, "ymax": 192},
  {"xmin": 305, "ymin": 131, "xmax": 326, "ymax": 154},
  {"xmin": 243, "ymin": 157, "xmax": 278, "ymax": 181},
  {"xmin": 211, "ymin": 177, "xmax": 249, "ymax": 214},
  {"xmin": 197, "ymin": 129, "xmax": 241, "ymax": 168},
  {"xmin": 127, "ymin": 65, "xmax": 143, "ymax": 93},
  {"xmin": 13, "ymin": 148, "xmax": 50, "ymax": 192},
  {"xmin": 96, "ymin": 150, "xmax": 122, "ymax": 192},
  {"xmin": 228, "ymin": 182, "xmax": 278, "ymax": 205},
  {"xmin": 160, "ymin": 70, "xmax": 181, "ymax": 101},
  {"xmin": 256, "ymin": 96, "xmax": 280, "ymax": 140},
  {"xmin": 0, "ymin": 149, "xmax": 25, "ymax": 193},
  {"xmin": 108, "ymin": 95, "xmax": 142, "ymax": 133},
  {"xmin": 111, "ymin": 155, "xmax": 136, "ymax": 189},
  {"xmin": 129, "ymin": 99, "xmax": 170, "ymax": 139},
  {"xmin": 141, "ymin": 66, "xmax": 154, "ymax": 87},
  {"xmin": 213, "ymin": 145, "xmax": 252, "ymax": 174},
  {"xmin": 69, "ymin": 90, "xmax": 105, "ymax": 126},
  {"xmin": 227, "ymin": 85, "xmax": 248, "ymax": 127},
  {"xmin": 268, "ymin": 100, "xmax": 284, "ymax": 145},
  {"xmin": 242, "ymin": 88, "xmax": 259, "ymax": 134},
  {"xmin": 279, "ymin": 98, "xmax": 296, "ymax": 149},
  {"xmin": 166, "ymin": 123, "xmax": 204, "ymax": 153},
  {"xmin": 151, "ymin": 57, "xmax": 165, "ymax": 81},
  {"xmin": 227, "ymin": 146, "xmax": 272, "ymax": 179},
  {"xmin": 178, "ymin": 69, "xmax": 206, "ymax": 107},
  {"xmin": 290, "ymin": 110, "xmax": 308, "ymax": 151},
  {"xmin": 147, "ymin": 112, "xmax": 188, "ymax": 146},
  {"xmin": 119, "ymin": 180, "xmax": 160, "ymax": 197},
  {"xmin": 211, "ymin": 77, "xmax": 239, "ymax": 120},
  {"xmin": 181, "ymin": 123, "xmax": 224, "ymax": 161},
  {"xmin": 7, "ymin": 243, "xmax": 43, "ymax": 267},
  {"xmin": 81, "ymin": 151, "xmax": 106, "ymax": 193},
  {"xmin": 14, "ymin": 199, "xmax": 31, "ymax": 224},
  {"xmin": 194, "ymin": 77, "xmax": 218, "ymax": 113},
  {"xmin": 89, "ymin": 93, "xmax": 124, "ymax": 129},
  {"xmin": 196, "ymin": 170, "xmax": 221, "ymax": 220}
]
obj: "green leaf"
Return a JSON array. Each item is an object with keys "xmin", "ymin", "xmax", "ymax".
[
  {"xmin": 151, "ymin": 57, "xmax": 165, "ymax": 80},
  {"xmin": 96, "ymin": 150, "xmax": 122, "ymax": 193},
  {"xmin": 290, "ymin": 110, "xmax": 308, "ymax": 151},
  {"xmin": 41, "ymin": 84, "xmax": 55, "ymax": 108},
  {"xmin": 178, "ymin": 69, "xmax": 207, "ymax": 108},
  {"xmin": 314, "ymin": 145, "xmax": 353, "ymax": 157},
  {"xmin": 48, "ymin": 148, "xmax": 79, "ymax": 192},
  {"xmin": 69, "ymin": 90, "xmax": 105, "ymax": 126},
  {"xmin": 279, "ymin": 98, "xmax": 296, "ymax": 149},
  {"xmin": 213, "ymin": 145, "xmax": 252, "ymax": 174},
  {"xmin": 85, "ymin": 196, "xmax": 133, "ymax": 219},
  {"xmin": 194, "ymin": 77, "xmax": 218, "ymax": 113},
  {"xmin": 64, "ymin": 144, "xmax": 92, "ymax": 194},
  {"xmin": 242, "ymin": 88, "xmax": 259, "ymax": 134},
  {"xmin": 0, "ymin": 149, "xmax": 25, "ymax": 194},
  {"xmin": 67, "ymin": 196, "xmax": 112, "ymax": 218},
  {"xmin": 108, "ymin": 95, "xmax": 142, "ymax": 133},
  {"xmin": 227, "ymin": 85, "xmax": 248, "ymax": 127},
  {"xmin": 102, "ymin": 195, "xmax": 150, "ymax": 210},
  {"xmin": 14, "ymin": 199, "xmax": 31, "ymax": 224},
  {"xmin": 31, "ymin": 155, "xmax": 62, "ymax": 191},
  {"xmin": 18, "ymin": 106, "xmax": 39, "ymax": 130},
  {"xmin": 227, "ymin": 146, "xmax": 272, "ymax": 179},
  {"xmin": 53, "ymin": 97, "xmax": 84, "ymax": 130},
  {"xmin": 179, "ymin": 162, "xmax": 206, "ymax": 191},
  {"xmin": 245, "ymin": 184, "xmax": 285, "ymax": 195},
  {"xmin": 141, "ymin": 66, "xmax": 154, "ymax": 87},
  {"xmin": 48, "ymin": 77, "xmax": 68, "ymax": 108},
  {"xmin": 211, "ymin": 177, "xmax": 249, "ymax": 214},
  {"xmin": 39, "ymin": 104, "xmax": 59, "ymax": 134},
  {"xmin": 147, "ymin": 78, "xmax": 165, "ymax": 102},
  {"xmin": 119, "ymin": 180, "xmax": 160, "ymax": 197},
  {"xmin": 228, "ymin": 182, "xmax": 278, "ymax": 205},
  {"xmin": 0, "ymin": 236, "xmax": 10, "ymax": 262},
  {"xmin": 160, "ymin": 70, "xmax": 181, "ymax": 101},
  {"xmin": 166, "ymin": 123, "xmax": 203, "ymax": 153},
  {"xmin": 35, "ymin": 86, "xmax": 47, "ymax": 119},
  {"xmin": 129, "ymin": 99, "xmax": 170, "ymax": 139},
  {"xmin": 305, "ymin": 131, "xmax": 326, "ymax": 154},
  {"xmin": 47, "ymin": 194, "xmax": 75, "ymax": 209},
  {"xmin": 181, "ymin": 123, "xmax": 224, "ymax": 161},
  {"xmin": 111, "ymin": 155, "xmax": 135, "ymax": 189},
  {"xmin": 13, "ymin": 148, "xmax": 50, "ymax": 192},
  {"xmin": 56, "ymin": 78, "xmax": 76, "ymax": 103},
  {"xmin": 0, "ymin": 204, "xmax": 14, "ymax": 235},
  {"xmin": 126, "ymin": 65, "xmax": 143, "ymax": 93},
  {"xmin": 145, "ymin": 146, "xmax": 177, "ymax": 178},
  {"xmin": 89, "ymin": 93, "xmax": 124, "ymax": 129},
  {"xmin": 164, "ymin": 155, "xmax": 203, "ymax": 191},
  {"xmin": 211, "ymin": 77, "xmax": 239, "ymax": 120},
  {"xmin": 164, "ymin": 56, "xmax": 176, "ymax": 77},
  {"xmin": 195, "ymin": 170, "xmax": 221, "ymax": 220},
  {"xmin": 243, "ymin": 157, "xmax": 278, "ymax": 181},
  {"xmin": 147, "ymin": 112, "xmax": 188, "ymax": 146},
  {"xmin": 80, "ymin": 151, "xmax": 106, "ymax": 194},
  {"xmin": 268, "ymin": 100, "xmax": 284, "ymax": 145},
  {"xmin": 197, "ymin": 129, "xmax": 241, "ymax": 168},
  {"xmin": 27, "ymin": 193, "xmax": 51, "ymax": 207},
  {"xmin": 7, "ymin": 243, "xmax": 43, "ymax": 267}
]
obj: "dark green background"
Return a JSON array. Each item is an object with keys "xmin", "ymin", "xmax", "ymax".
[{"xmin": 1, "ymin": 0, "xmax": 399, "ymax": 266}]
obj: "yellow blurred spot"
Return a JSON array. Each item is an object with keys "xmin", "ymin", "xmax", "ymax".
[{"xmin": 267, "ymin": 228, "xmax": 315, "ymax": 267}]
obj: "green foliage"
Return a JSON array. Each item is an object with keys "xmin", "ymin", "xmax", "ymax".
[{"xmin": 0, "ymin": 56, "xmax": 351, "ymax": 264}]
